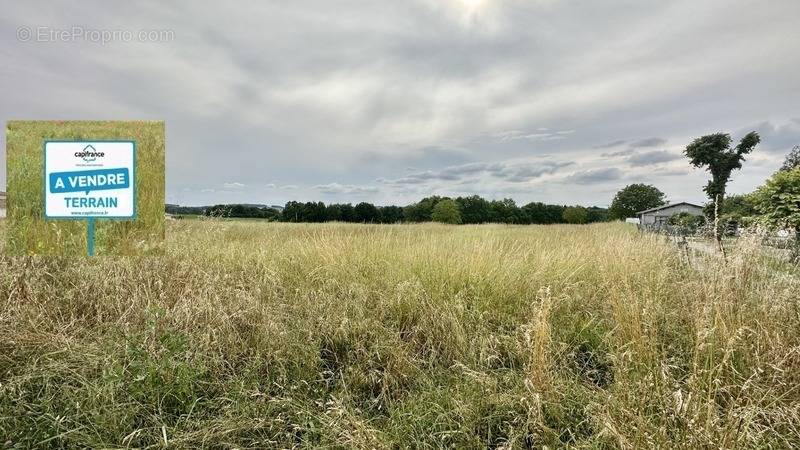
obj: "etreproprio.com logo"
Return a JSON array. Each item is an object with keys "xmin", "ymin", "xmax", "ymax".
[{"xmin": 74, "ymin": 144, "xmax": 105, "ymax": 163}]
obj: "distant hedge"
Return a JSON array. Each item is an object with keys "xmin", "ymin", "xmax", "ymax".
[{"xmin": 168, "ymin": 195, "xmax": 611, "ymax": 224}]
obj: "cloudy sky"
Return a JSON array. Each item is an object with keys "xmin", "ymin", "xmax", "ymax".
[{"xmin": 2, "ymin": 0, "xmax": 799, "ymax": 206}]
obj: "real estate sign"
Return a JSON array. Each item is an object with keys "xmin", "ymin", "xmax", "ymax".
[{"xmin": 44, "ymin": 141, "xmax": 136, "ymax": 219}]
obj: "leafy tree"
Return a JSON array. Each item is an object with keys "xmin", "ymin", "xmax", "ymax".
[
  {"xmin": 489, "ymin": 198, "xmax": 521, "ymax": 224},
  {"xmin": 753, "ymin": 167, "xmax": 800, "ymax": 260},
  {"xmin": 205, "ymin": 204, "xmax": 232, "ymax": 218},
  {"xmin": 325, "ymin": 203, "xmax": 356, "ymax": 222},
  {"xmin": 325, "ymin": 203, "xmax": 344, "ymax": 221},
  {"xmin": 455, "ymin": 195, "xmax": 492, "ymax": 224},
  {"xmin": 718, "ymin": 194, "xmax": 758, "ymax": 228},
  {"xmin": 403, "ymin": 196, "xmax": 443, "ymax": 222},
  {"xmin": 562, "ymin": 206, "xmax": 589, "ymax": 224},
  {"xmin": 305, "ymin": 202, "xmax": 327, "ymax": 222},
  {"xmin": 780, "ymin": 145, "xmax": 800, "ymax": 172},
  {"xmin": 379, "ymin": 205, "xmax": 404, "ymax": 223},
  {"xmin": 520, "ymin": 202, "xmax": 562, "ymax": 224},
  {"xmin": 544, "ymin": 204, "xmax": 566, "ymax": 224},
  {"xmin": 685, "ymin": 131, "xmax": 759, "ymax": 246},
  {"xmin": 608, "ymin": 184, "xmax": 666, "ymax": 220},
  {"xmin": 354, "ymin": 202, "xmax": 379, "ymax": 223},
  {"xmin": 166, "ymin": 204, "xmax": 206, "ymax": 216},
  {"xmin": 668, "ymin": 212, "xmax": 706, "ymax": 231},
  {"xmin": 431, "ymin": 198, "xmax": 462, "ymax": 224},
  {"xmin": 521, "ymin": 202, "xmax": 546, "ymax": 224},
  {"xmin": 339, "ymin": 203, "xmax": 355, "ymax": 222},
  {"xmin": 684, "ymin": 131, "xmax": 759, "ymax": 213},
  {"xmin": 720, "ymin": 194, "xmax": 758, "ymax": 217},
  {"xmin": 586, "ymin": 207, "xmax": 610, "ymax": 223},
  {"xmin": 282, "ymin": 201, "xmax": 304, "ymax": 222},
  {"xmin": 205, "ymin": 204, "xmax": 279, "ymax": 219}
]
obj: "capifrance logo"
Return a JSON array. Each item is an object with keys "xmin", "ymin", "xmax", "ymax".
[{"xmin": 73, "ymin": 144, "xmax": 105, "ymax": 163}]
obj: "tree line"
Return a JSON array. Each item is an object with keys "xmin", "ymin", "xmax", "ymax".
[{"xmin": 167, "ymin": 196, "xmax": 611, "ymax": 225}]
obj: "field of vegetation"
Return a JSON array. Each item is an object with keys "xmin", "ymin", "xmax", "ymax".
[{"xmin": 1, "ymin": 220, "xmax": 799, "ymax": 448}]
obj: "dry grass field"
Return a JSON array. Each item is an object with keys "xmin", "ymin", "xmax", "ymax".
[{"xmin": 1, "ymin": 220, "xmax": 799, "ymax": 448}]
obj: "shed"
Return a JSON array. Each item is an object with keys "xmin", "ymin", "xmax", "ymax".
[{"xmin": 637, "ymin": 202, "xmax": 703, "ymax": 227}]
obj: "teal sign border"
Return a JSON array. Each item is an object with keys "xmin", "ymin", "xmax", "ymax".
[{"xmin": 43, "ymin": 140, "xmax": 137, "ymax": 220}]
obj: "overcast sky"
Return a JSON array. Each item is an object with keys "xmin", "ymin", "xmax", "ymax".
[{"xmin": 2, "ymin": 0, "xmax": 799, "ymax": 206}]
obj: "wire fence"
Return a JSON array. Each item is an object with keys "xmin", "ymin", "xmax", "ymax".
[{"xmin": 640, "ymin": 222, "xmax": 798, "ymax": 250}]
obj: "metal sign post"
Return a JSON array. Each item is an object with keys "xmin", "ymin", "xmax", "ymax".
[{"xmin": 44, "ymin": 141, "xmax": 136, "ymax": 256}]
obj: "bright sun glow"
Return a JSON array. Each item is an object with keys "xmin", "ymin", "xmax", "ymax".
[{"xmin": 457, "ymin": 0, "xmax": 487, "ymax": 14}]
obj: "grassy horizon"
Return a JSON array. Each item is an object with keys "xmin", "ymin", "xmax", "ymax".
[
  {"xmin": 1, "ymin": 221, "xmax": 799, "ymax": 447},
  {"xmin": 4, "ymin": 120, "xmax": 165, "ymax": 256}
]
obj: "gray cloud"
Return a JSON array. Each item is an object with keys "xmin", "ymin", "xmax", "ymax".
[
  {"xmin": 654, "ymin": 168, "xmax": 690, "ymax": 177},
  {"xmin": 630, "ymin": 138, "xmax": 668, "ymax": 148},
  {"xmin": 380, "ymin": 159, "xmax": 572, "ymax": 185},
  {"xmin": 595, "ymin": 140, "xmax": 628, "ymax": 149},
  {"xmin": 741, "ymin": 120, "xmax": 800, "ymax": 154},
  {"xmin": 485, "ymin": 161, "xmax": 573, "ymax": 182},
  {"xmin": 493, "ymin": 129, "xmax": 576, "ymax": 142},
  {"xmin": 564, "ymin": 168, "xmax": 624, "ymax": 185},
  {"xmin": 627, "ymin": 150, "xmax": 682, "ymax": 166},
  {"xmin": 313, "ymin": 183, "xmax": 379, "ymax": 195},
  {"xmin": 361, "ymin": 145, "xmax": 473, "ymax": 171},
  {"xmin": 601, "ymin": 149, "xmax": 635, "ymax": 158}
]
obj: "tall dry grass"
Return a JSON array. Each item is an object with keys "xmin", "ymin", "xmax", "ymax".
[{"xmin": 0, "ymin": 221, "xmax": 798, "ymax": 448}]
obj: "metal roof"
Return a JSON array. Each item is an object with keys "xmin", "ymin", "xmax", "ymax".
[{"xmin": 636, "ymin": 202, "xmax": 703, "ymax": 215}]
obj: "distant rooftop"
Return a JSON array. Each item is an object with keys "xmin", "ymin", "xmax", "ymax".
[{"xmin": 636, "ymin": 202, "xmax": 703, "ymax": 215}]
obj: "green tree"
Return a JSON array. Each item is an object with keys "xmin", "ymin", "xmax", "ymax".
[
  {"xmin": 780, "ymin": 145, "xmax": 800, "ymax": 172},
  {"xmin": 720, "ymin": 194, "xmax": 758, "ymax": 217},
  {"xmin": 403, "ymin": 196, "xmax": 442, "ymax": 222},
  {"xmin": 685, "ymin": 132, "xmax": 759, "ymax": 211},
  {"xmin": 753, "ymin": 167, "xmax": 800, "ymax": 260},
  {"xmin": 586, "ymin": 206, "xmax": 610, "ymax": 223},
  {"xmin": 668, "ymin": 212, "xmax": 706, "ymax": 231},
  {"xmin": 489, "ymin": 198, "xmax": 521, "ymax": 224},
  {"xmin": 562, "ymin": 206, "xmax": 588, "ymax": 224},
  {"xmin": 719, "ymin": 194, "xmax": 758, "ymax": 227},
  {"xmin": 431, "ymin": 198, "xmax": 462, "ymax": 224},
  {"xmin": 339, "ymin": 203, "xmax": 355, "ymax": 222},
  {"xmin": 282, "ymin": 201, "xmax": 303, "ymax": 222},
  {"xmin": 379, "ymin": 205, "xmax": 404, "ymax": 223},
  {"xmin": 455, "ymin": 195, "xmax": 491, "ymax": 224},
  {"xmin": 685, "ymin": 131, "xmax": 760, "ymax": 245},
  {"xmin": 354, "ymin": 202, "xmax": 379, "ymax": 223},
  {"xmin": 608, "ymin": 184, "xmax": 666, "ymax": 220},
  {"xmin": 305, "ymin": 202, "xmax": 327, "ymax": 222},
  {"xmin": 325, "ymin": 203, "xmax": 344, "ymax": 221}
]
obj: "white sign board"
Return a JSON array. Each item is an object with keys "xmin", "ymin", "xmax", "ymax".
[{"xmin": 44, "ymin": 141, "xmax": 136, "ymax": 219}]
